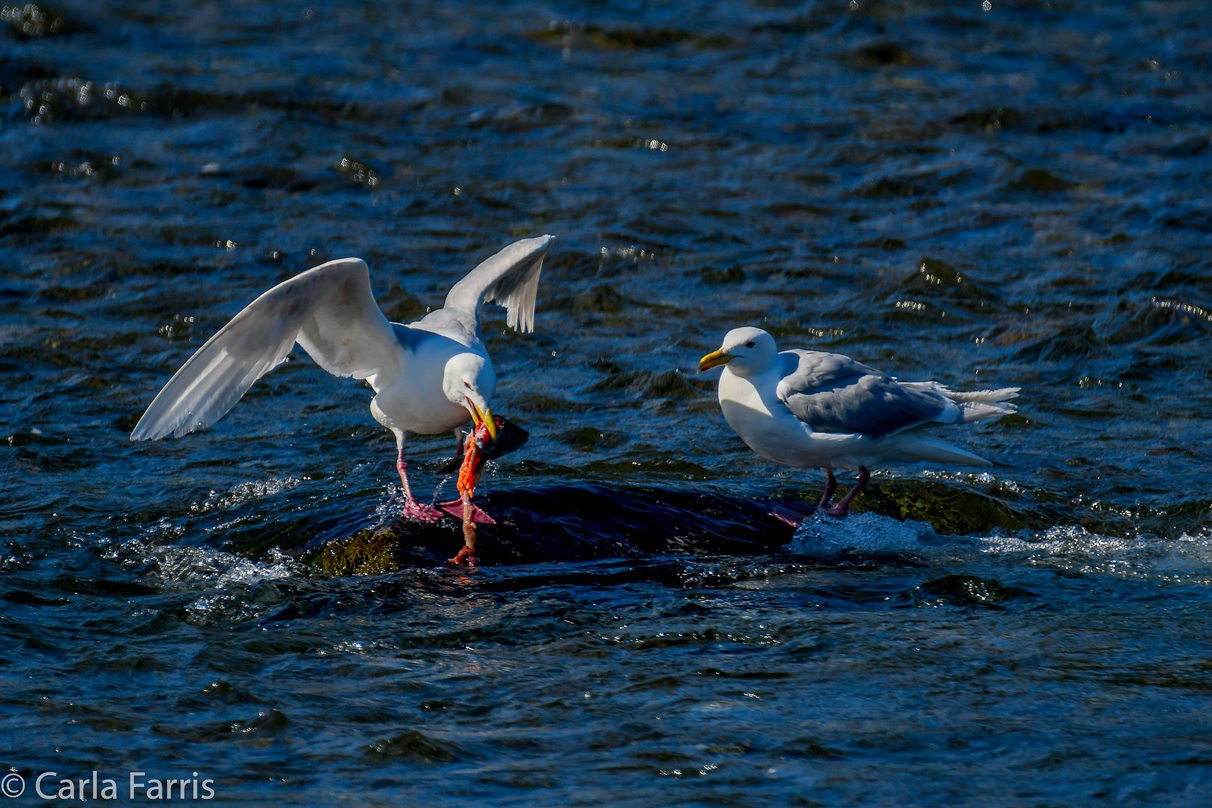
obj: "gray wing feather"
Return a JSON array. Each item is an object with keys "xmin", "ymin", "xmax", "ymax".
[
  {"xmin": 441, "ymin": 235, "xmax": 553, "ymax": 334},
  {"xmin": 776, "ymin": 351, "xmax": 958, "ymax": 437},
  {"xmin": 131, "ymin": 258, "xmax": 404, "ymax": 440}
]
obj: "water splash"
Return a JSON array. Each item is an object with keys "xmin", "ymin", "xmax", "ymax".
[
  {"xmin": 190, "ymin": 477, "xmax": 303, "ymax": 514},
  {"xmin": 790, "ymin": 515, "xmax": 1212, "ymax": 586},
  {"xmin": 112, "ymin": 539, "xmax": 300, "ymax": 587},
  {"xmin": 788, "ymin": 512, "xmax": 946, "ymax": 559},
  {"xmin": 979, "ymin": 525, "xmax": 1212, "ymax": 585}
]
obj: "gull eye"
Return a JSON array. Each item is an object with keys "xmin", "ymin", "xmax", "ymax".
[
  {"xmin": 745, "ymin": 340, "xmax": 755, "ymax": 348},
  {"xmin": 463, "ymin": 381, "xmax": 471, "ymax": 389}
]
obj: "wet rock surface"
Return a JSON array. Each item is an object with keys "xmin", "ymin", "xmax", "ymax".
[{"xmin": 308, "ymin": 486, "xmax": 795, "ymax": 574}]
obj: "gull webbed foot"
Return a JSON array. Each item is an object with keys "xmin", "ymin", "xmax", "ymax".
[
  {"xmin": 821, "ymin": 467, "xmax": 870, "ymax": 518},
  {"xmin": 401, "ymin": 498, "xmax": 445, "ymax": 522},
  {"xmin": 769, "ymin": 505, "xmax": 807, "ymax": 528},
  {"xmin": 448, "ymin": 545, "xmax": 479, "ymax": 567},
  {"xmin": 439, "ymin": 499, "xmax": 495, "ymax": 524}
]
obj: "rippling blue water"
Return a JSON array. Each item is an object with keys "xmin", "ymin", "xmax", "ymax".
[{"xmin": 2, "ymin": 0, "xmax": 1212, "ymax": 804}]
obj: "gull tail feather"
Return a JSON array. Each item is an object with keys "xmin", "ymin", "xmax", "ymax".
[{"xmin": 950, "ymin": 387, "xmax": 1019, "ymax": 423}]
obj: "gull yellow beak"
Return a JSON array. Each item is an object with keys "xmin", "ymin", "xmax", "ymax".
[
  {"xmin": 698, "ymin": 349, "xmax": 732, "ymax": 372},
  {"xmin": 470, "ymin": 402, "xmax": 498, "ymax": 442}
]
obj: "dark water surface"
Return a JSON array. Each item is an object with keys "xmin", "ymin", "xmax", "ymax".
[{"xmin": 3, "ymin": 0, "xmax": 1212, "ymax": 804}]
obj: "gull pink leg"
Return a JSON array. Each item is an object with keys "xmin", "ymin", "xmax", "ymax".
[
  {"xmin": 769, "ymin": 469, "xmax": 839, "ymax": 527},
  {"xmin": 817, "ymin": 470, "xmax": 838, "ymax": 511},
  {"xmin": 824, "ymin": 467, "xmax": 870, "ymax": 518},
  {"xmin": 396, "ymin": 451, "xmax": 444, "ymax": 522},
  {"xmin": 769, "ymin": 468, "xmax": 841, "ymax": 527}
]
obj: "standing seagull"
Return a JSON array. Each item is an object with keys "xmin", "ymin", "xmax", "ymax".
[
  {"xmin": 698, "ymin": 327, "xmax": 1018, "ymax": 519},
  {"xmin": 131, "ymin": 235, "xmax": 553, "ymax": 522}
]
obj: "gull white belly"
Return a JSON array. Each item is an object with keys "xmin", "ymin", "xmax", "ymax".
[
  {"xmin": 371, "ymin": 375, "xmax": 469, "ymax": 435},
  {"xmin": 717, "ymin": 369, "xmax": 864, "ymax": 469},
  {"xmin": 369, "ymin": 326, "xmax": 492, "ymax": 436}
]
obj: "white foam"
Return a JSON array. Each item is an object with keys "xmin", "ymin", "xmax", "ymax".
[
  {"xmin": 113, "ymin": 539, "xmax": 299, "ymax": 587},
  {"xmin": 787, "ymin": 511, "xmax": 947, "ymax": 558},
  {"xmin": 184, "ymin": 592, "xmax": 261, "ymax": 624},
  {"xmin": 789, "ymin": 515, "xmax": 1212, "ymax": 585},
  {"xmin": 977, "ymin": 525, "xmax": 1212, "ymax": 584}
]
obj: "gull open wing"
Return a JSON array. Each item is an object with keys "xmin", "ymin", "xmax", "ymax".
[
  {"xmin": 131, "ymin": 258, "xmax": 405, "ymax": 440},
  {"xmin": 441, "ymin": 235, "xmax": 553, "ymax": 334}
]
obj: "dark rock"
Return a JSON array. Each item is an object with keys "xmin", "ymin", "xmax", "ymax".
[
  {"xmin": 239, "ymin": 166, "xmax": 313, "ymax": 192},
  {"xmin": 0, "ymin": 214, "xmax": 76, "ymax": 237},
  {"xmin": 305, "ymin": 476, "xmax": 1052, "ymax": 576},
  {"xmin": 1139, "ymin": 498, "xmax": 1212, "ymax": 541},
  {"xmin": 306, "ymin": 485, "xmax": 796, "ymax": 575},
  {"xmin": 2, "ymin": 589, "xmax": 70, "ymax": 606},
  {"xmin": 574, "ymin": 284, "xmax": 627, "ymax": 313},
  {"xmin": 312, "ymin": 524, "xmax": 447, "ymax": 574},
  {"xmin": 591, "ymin": 356, "xmax": 621, "ymax": 374},
  {"xmin": 780, "ymin": 737, "xmax": 845, "ymax": 759},
  {"xmin": 547, "ymin": 281, "xmax": 666, "ymax": 316}
]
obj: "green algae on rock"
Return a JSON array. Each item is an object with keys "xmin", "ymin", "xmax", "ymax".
[
  {"xmin": 310, "ymin": 524, "xmax": 448, "ymax": 576},
  {"xmin": 853, "ymin": 479, "xmax": 1036, "ymax": 536}
]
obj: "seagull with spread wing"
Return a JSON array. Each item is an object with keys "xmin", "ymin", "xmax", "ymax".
[
  {"xmin": 699, "ymin": 326, "xmax": 1018, "ymax": 520},
  {"xmin": 132, "ymin": 235, "xmax": 553, "ymax": 526}
]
